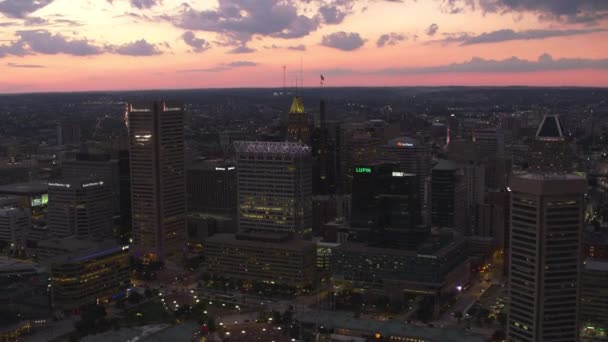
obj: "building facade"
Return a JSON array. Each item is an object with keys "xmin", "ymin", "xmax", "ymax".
[
  {"xmin": 128, "ymin": 101, "xmax": 186, "ymax": 262},
  {"xmin": 234, "ymin": 141, "xmax": 312, "ymax": 237},
  {"xmin": 47, "ymin": 179, "xmax": 112, "ymax": 239},
  {"xmin": 204, "ymin": 233, "xmax": 316, "ymax": 288},
  {"xmin": 507, "ymin": 173, "xmax": 586, "ymax": 342},
  {"xmin": 48, "ymin": 243, "xmax": 130, "ymax": 311},
  {"xmin": 0, "ymin": 208, "xmax": 31, "ymax": 250}
]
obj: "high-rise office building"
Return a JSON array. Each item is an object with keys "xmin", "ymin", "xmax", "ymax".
[
  {"xmin": 528, "ymin": 115, "xmax": 576, "ymax": 172},
  {"xmin": 186, "ymin": 160, "xmax": 238, "ymax": 244},
  {"xmin": 337, "ymin": 122, "xmax": 383, "ymax": 193},
  {"xmin": 431, "ymin": 159, "xmax": 466, "ymax": 231},
  {"xmin": 379, "ymin": 136, "xmax": 432, "ymax": 222},
  {"xmin": 311, "ymin": 99, "xmax": 336, "ymax": 195},
  {"xmin": 286, "ymin": 97, "xmax": 311, "ymax": 145},
  {"xmin": 47, "ymin": 179, "xmax": 112, "ymax": 239},
  {"xmin": 234, "ymin": 141, "xmax": 312, "ymax": 237},
  {"xmin": 62, "ymin": 152, "xmax": 120, "ymax": 215},
  {"xmin": 579, "ymin": 260, "xmax": 608, "ymax": 342},
  {"xmin": 57, "ymin": 122, "xmax": 81, "ymax": 146},
  {"xmin": 128, "ymin": 101, "xmax": 186, "ymax": 262},
  {"xmin": 507, "ymin": 173, "xmax": 586, "ymax": 342},
  {"xmin": 579, "ymin": 228, "xmax": 608, "ymax": 341},
  {"xmin": 0, "ymin": 207, "xmax": 31, "ymax": 250},
  {"xmin": 187, "ymin": 160, "xmax": 237, "ymax": 216},
  {"xmin": 351, "ymin": 163, "xmax": 425, "ymax": 249}
]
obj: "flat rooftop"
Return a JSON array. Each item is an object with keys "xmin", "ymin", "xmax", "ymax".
[
  {"xmin": 0, "ymin": 181, "xmax": 48, "ymax": 195},
  {"xmin": 0, "ymin": 257, "xmax": 44, "ymax": 273},
  {"xmin": 585, "ymin": 260, "xmax": 608, "ymax": 272},
  {"xmin": 37, "ymin": 237, "xmax": 126, "ymax": 264},
  {"xmin": 234, "ymin": 141, "xmax": 311, "ymax": 155},
  {"xmin": 296, "ymin": 311, "xmax": 487, "ymax": 342},
  {"xmin": 207, "ymin": 233, "xmax": 314, "ymax": 252},
  {"xmin": 514, "ymin": 172, "xmax": 585, "ymax": 181}
]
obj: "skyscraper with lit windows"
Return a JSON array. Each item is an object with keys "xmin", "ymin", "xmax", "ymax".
[
  {"xmin": 507, "ymin": 173, "xmax": 586, "ymax": 342},
  {"xmin": 127, "ymin": 101, "xmax": 186, "ymax": 263},
  {"xmin": 234, "ymin": 141, "xmax": 312, "ymax": 238}
]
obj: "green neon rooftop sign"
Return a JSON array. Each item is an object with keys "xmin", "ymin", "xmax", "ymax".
[{"xmin": 355, "ymin": 167, "xmax": 372, "ymax": 173}]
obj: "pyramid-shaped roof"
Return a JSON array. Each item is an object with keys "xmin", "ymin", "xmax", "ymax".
[
  {"xmin": 536, "ymin": 115, "xmax": 564, "ymax": 141},
  {"xmin": 289, "ymin": 96, "xmax": 305, "ymax": 114}
]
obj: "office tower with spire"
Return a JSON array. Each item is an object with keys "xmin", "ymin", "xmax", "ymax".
[
  {"xmin": 528, "ymin": 114, "xmax": 576, "ymax": 172},
  {"xmin": 507, "ymin": 173, "xmax": 586, "ymax": 342},
  {"xmin": 47, "ymin": 179, "xmax": 112, "ymax": 239},
  {"xmin": 128, "ymin": 101, "xmax": 186, "ymax": 263},
  {"xmin": 286, "ymin": 96, "xmax": 311, "ymax": 145}
]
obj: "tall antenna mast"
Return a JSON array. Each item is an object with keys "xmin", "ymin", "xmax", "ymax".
[
  {"xmin": 300, "ymin": 56, "xmax": 304, "ymax": 91},
  {"xmin": 282, "ymin": 65, "xmax": 286, "ymax": 94}
]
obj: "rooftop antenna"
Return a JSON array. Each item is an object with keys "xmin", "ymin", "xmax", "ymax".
[{"xmin": 282, "ymin": 65, "xmax": 286, "ymax": 94}]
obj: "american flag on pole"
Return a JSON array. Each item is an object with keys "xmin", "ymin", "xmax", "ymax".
[{"xmin": 320, "ymin": 74, "xmax": 325, "ymax": 85}]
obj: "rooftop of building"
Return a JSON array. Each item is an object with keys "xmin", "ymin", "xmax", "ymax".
[
  {"xmin": 206, "ymin": 233, "xmax": 315, "ymax": 252},
  {"xmin": 433, "ymin": 159, "xmax": 458, "ymax": 171},
  {"xmin": 0, "ymin": 181, "xmax": 48, "ymax": 195},
  {"xmin": 338, "ymin": 229, "xmax": 463, "ymax": 258},
  {"xmin": 585, "ymin": 228, "xmax": 608, "ymax": 246},
  {"xmin": 0, "ymin": 257, "xmax": 44, "ymax": 273},
  {"xmin": 289, "ymin": 96, "xmax": 305, "ymax": 114},
  {"xmin": 295, "ymin": 311, "xmax": 486, "ymax": 342},
  {"xmin": 536, "ymin": 114, "xmax": 564, "ymax": 140},
  {"xmin": 233, "ymin": 141, "xmax": 311, "ymax": 155},
  {"xmin": 513, "ymin": 172, "xmax": 585, "ymax": 181},
  {"xmin": 37, "ymin": 237, "xmax": 126, "ymax": 264},
  {"xmin": 188, "ymin": 159, "xmax": 236, "ymax": 170},
  {"xmin": 47, "ymin": 178, "xmax": 106, "ymax": 189},
  {"xmin": 386, "ymin": 136, "xmax": 419, "ymax": 148},
  {"xmin": 585, "ymin": 260, "xmax": 608, "ymax": 272}
]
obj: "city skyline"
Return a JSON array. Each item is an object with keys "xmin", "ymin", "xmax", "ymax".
[{"xmin": 1, "ymin": 0, "xmax": 608, "ymax": 93}]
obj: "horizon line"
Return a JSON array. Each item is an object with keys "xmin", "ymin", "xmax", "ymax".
[{"xmin": 2, "ymin": 84, "xmax": 607, "ymax": 96}]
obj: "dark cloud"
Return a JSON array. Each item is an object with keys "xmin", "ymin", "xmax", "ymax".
[
  {"xmin": 442, "ymin": 0, "xmax": 608, "ymax": 24},
  {"xmin": 7, "ymin": 62, "xmax": 44, "ymax": 68},
  {"xmin": 287, "ymin": 44, "xmax": 306, "ymax": 51},
  {"xmin": 376, "ymin": 54, "xmax": 608, "ymax": 74},
  {"xmin": 376, "ymin": 32, "xmax": 406, "ymax": 47},
  {"xmin": 177, "ymin": 60, "xmax": 258, "ymax": 73},
  {"xmin": 226, "ymin": 61, "xmax": 258, "ymax": 67},
  {"xmin": 321, "ymin": 31, "xmax": 365, "ymax": 51},
  {"xmin": 130, "ymin": 0, "xmax": 161, "ymax": 9},
  {"xmin": 174, "ymin": 0, "xmax": 322, "ymax": 47},
  {"xmin": 426, "ymin": 23, "xmax": 439, "ymax": 36},
  {"xmin": 438, "ymin": 0, "xmax": 473, "ymax": 14},
  {"xmin": 181, "ymin": 31, "xmax": 210, "ymax": 53},
  {"xmin": 228, "ymin": 45, "xmax": 256, "ymax": 54},
  {"xmin": 109, "ymin": 39, "xmax": 163, "ymax": 56},
  {"xmin": 0, "ymin": 0, "xmax": 54, "ymax": 19},
  {"xmin": 319, "ymin": 0, "xmax": 354, "ymax": 24},
  {"xmin": 24, "ymin": 16, "xmax": 47, "ymax": 25},
  {"xmin": 263, "ymin": 43, "xmax": 306, "ymax": 51},
  {"xmin": 14, "ymin": 30, "xmax": 103, "ymax": 56},
  {"xmin": 435, "ymin": 28, "xmax": 607, "ymax": 45},
  {"xmin": 52, "ymin": 18, "xmax": 83, "ymax": 27},
  {"xmin": 0, "ymin": 30, "xmax": 165, "ymax": 58}
]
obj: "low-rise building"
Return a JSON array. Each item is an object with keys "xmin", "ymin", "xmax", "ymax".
[
  {"xmin": 204, "ymin": 233, "xmax": 316, "ymax": 289},
  {"xmin": 332, "ymin": 229, "xmax": 470, "ymax": 299},
  {"xmin": 35, "ymin": 239, "xmax": 130, "ymax": 311}
]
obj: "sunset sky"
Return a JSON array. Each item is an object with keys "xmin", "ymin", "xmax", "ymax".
[{"xmin": 1, "ymin": 0, "xmax": 608, "ymax": 93}]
